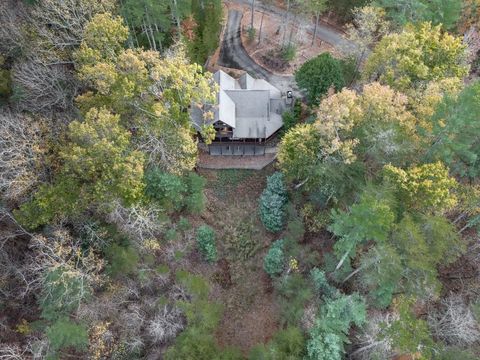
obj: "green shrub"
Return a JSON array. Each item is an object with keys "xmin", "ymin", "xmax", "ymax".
[
  {"xmin": 285, "ymin": 204, "xmax": 305, "ymax": 242},
  {"xmin": 46, "ymin": 317, "xmax": 88, "ymax": 353},
  {"xmin": 293, "ymin": 98, "xmax": 302, "ymax": 118},
  {"xmin": 259, "ymin": 172, "xmax": 288, "ymax": 232},
  {"xmin": 295, "ymin": 53, "xmax": 345, "ymax": 105},
  {"xmin": 105, "ymin": 243, "xmax": 139, "ymax": 277},
  {"xmin": 196, "ymin": 225, "xmax": 217, "ymax": 263},
  {"xmin": 165, "ymin": 228, "xmax": 178, "ymax": 242},
  {"xmin": 282, "ymin": 110, "xmax": 295, "ymax": 134},
  {"xmin": 15, "ymin": 176, "xmax": 84, "ymax": 230},
  {"xmin": 177, "ymin": 217, "xmax": 191, "ymax": 232},
  {"xmin": 264, "ymin": 239, "xmax": 285, "ymax": 276},
  {"xmin": 247, "ymin": 27, "xmax": 256, "ymax": 42},
  {"xmin": 249, "ymin": 327, "xmax": 305, "ymax": 359},
  {"xmin": 145, "ymin": 169, "xmax": 206, "ymax": 214},
  {"xmin": 270, "ymin": 327, "xmax": 305, "ymax": 358},
  {"xmin": 305, "ymin": 294, "xmax": 366, "ymax": 360},
  {"xmin": 165, "ymin": 327, "xmax": 242, "ymax": 360},
  {"xmin": 185, "ymin": 172, "xmax": 206, "ymax": 213},
  {"xmin": 248, "ymin": 344, "xmax": 270, "ymax": 360},
  {"xmin": 282, "ymin": 99, "xmax": 303, "ymax": 136},
  {"xmin": 282, "ymin": 44, "xmax": 296, "ymax": 62},
  {"xmin": 176, "ymin": 270, "xmax": 210, "ymax": 300},
  {"xmin": 167, "ymin": 271, "xmax": 242, "ymax": 359},
  {"xmin": 145, "ymin": 169, "xmax": 186, "ymax": 211},
  {"xmin": 436, "ymin": 348, "xmax": 478, "ymax": 360},
  {"xmin": 276, "ymin": 273, "xmax": 313, "ymax": 325}
]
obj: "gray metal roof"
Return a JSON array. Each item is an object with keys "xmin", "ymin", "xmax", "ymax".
[
  {"xmin": 192, "ymin": 70, "xmax": 285, "ymax": 139},
  {"xmin": 217, "ymin": 90, "xmax": 236, "ymax": 128}
]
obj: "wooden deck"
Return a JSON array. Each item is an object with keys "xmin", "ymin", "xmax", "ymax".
[{"xmin": 197, "ymin": 148, "xmax": 277, "ymax": 170}]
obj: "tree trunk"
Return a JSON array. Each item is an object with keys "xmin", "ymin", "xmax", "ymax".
[
  {"xmin": 150, "ymin": 23, "xmax": 157, "ymax": 51},
  {"xmin": 119, "ymin": 0, "xmax": 140, "ymax": 48},
  {"xmin": 144, "ymin": 7, "xmax": 157, "ymax": 51},
  {"xmin": 335, "ymin": 245, "xmax": 354, "ymax": 271},
  {"xmin": 258, "ymin": 11, "xmax": 265, "ymax": 43},
  {"xmin": 312, "ymin": 13, "xmax": 319, "ymax": 46},
  {"xmin": 172, "ymin": 0, "xmax": 181, "ymax": 33},
  {"xmin": 154, "ymin": 23, "xmax": 163, "ymax": 51},
  {"xmin": 342, "ymin": 265, "xmax": 364, "ymax": 283},
  {"xmin": 282, "ymin": 0, "xmax": 291, "ymax": 47},
  {"xmin": 288, "ymin": 12, "xmax": 297, "ymax": 46},
  {"xmin": 142, "ymin": 20, "xmax": 153, "ymax": 49},
  {"xmin": 250, "ymin": 0, "xmax": 255, "ymax": 29}
]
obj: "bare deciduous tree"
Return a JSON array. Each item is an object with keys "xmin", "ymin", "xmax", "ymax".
[
  {"xmin": 119, "ymin": 304, "xmax": 146, "ymax": 354},
  {"xmin": 136, "ymin": 125, "xmax": 197, "ymax": 175},
  {"xmin": 351, "ymin": 311, "xmax": 395, "ymax": 360},
  {"xmin": 428, "ymin": 294, "xmax": 480, "ymax": 347},
  {"xmin": 30, "ymin": 0, "xmax": 116, "ymax": 57},
  {"xmin": 0, "ymin": 344, "xmax": 27, "ymax": 360},
  {"xmin": 107, "ymin": 201, "xmax": 166, "ymax": 250},
  {"xmin": 147, "ymin": 305, "xmax": 185, "ymax": 344},
  {"xmin": 0, "ymin": 336, "xmax": 48, "ymax": 360},
  {"xmin": 342, "ymin": 6, "xmax": 390, "ymax": 76},
  {"xmin": 464, "ymin": 26, "xmax": 480, "ymax": 65},
  {"xmin": 24, "ymin": 227, "xmax": 104, "ymax": 315},
  {"xmin": 0, "ymin": 208, "xmax": 34, "ymax": 301},
  {"xmin": 11, "ymin": 58, "xmax": 77, "ymax": 113},
  {"xmin": 0, "ymin": 111, "xmax": 44, "ymax": 202},
  {"xmin": 0, "ymin": 1, "xmax": 28, "ymax": 55}
]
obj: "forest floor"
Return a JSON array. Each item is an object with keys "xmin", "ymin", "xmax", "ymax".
[
  {"xmin": 194, "ymin": 167, "xmax": 280, "ymax": 354},
  {"xmin": 240, "ymin": 8, "xmax": 340, "ymax": 76},
  {"xmin": 187, "ymin": 167, "xmax": 335, "ymax": 354}
]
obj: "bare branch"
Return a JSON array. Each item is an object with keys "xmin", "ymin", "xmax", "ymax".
[
  {"xmin": 0, "ymin": 111, "xmax": 45, "ymax": 202},
  {"xmin": 11, "ymin": 58, "xmax": 77, "ymax": 113},
  {"xmin": 427, "ymin": 294, "xmax": 480, "ymax": 347},
  {"xmin": 147, "ymin": 305, "xmax": 185, "ymax": 344},
  {"xmin": 107, "ymin": 201, "xmax": 166, "ymax": 251}
]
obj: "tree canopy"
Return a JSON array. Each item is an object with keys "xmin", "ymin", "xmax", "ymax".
[
  {"xmin": 295, "ymin": 53, "xmax": 345, "ymax": 105},
  {"xmin": 364, "ymin": 22, "xmax": 469, "ymax": 93}
]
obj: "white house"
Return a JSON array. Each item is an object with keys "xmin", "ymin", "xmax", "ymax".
[{"xmin": 192, "ymin": 70, "xmax": 286, "ymax": 142}]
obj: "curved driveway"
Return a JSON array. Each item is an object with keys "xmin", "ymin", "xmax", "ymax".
[
  {"xmin": 219, "ymin": 10, "xmax": 272, "ymax": 79},
  {"xmin": 218, "ymin": 3, "xmax": 355, "ymax": 94},
  {"xmin": 218, "ymin": 9, "xmax": 295, "ymax": 93}
]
